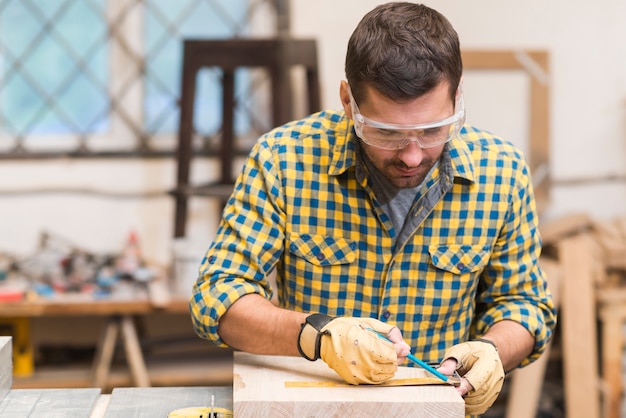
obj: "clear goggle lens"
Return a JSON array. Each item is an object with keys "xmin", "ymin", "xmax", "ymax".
[{"xmin": 349, "ymin": 85, "xmax": 465, "ymax": 150}]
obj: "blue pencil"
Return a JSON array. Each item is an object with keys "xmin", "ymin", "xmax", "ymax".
[
  {"xmin": 405, "ymin": 352, "xmax": 449, "ymax": 382},
  {"xmin": 366, "ymin": 327, "xmax": 449, "ymax": 383}
]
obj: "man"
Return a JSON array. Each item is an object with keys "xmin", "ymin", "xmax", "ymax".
[{"xmin": 190, "ymin": 2, "xmax": 556, "ymax": 415}]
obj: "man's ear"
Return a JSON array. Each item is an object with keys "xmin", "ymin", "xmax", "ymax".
[{"xmin": 339, "ymin": 80, "xmax": 353, "ymax": 119}]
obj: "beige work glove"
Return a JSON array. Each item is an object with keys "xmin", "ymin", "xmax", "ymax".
[
  {"xmin": 443, "ymin": 339, "xmax": 505, "ymax": 415},
  {"xmin": 297, "ymin": 313, "xmax": 398, "ymax": 384}
]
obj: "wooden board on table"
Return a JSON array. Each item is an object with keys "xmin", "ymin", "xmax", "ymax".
[
  {"xmin": 559, "ymin": 234, "xmax": 601, "ymax": 418},
  {"xmin": 0, "ymin": 388, "xmax": 101, "ymax": 418},
  {"xmin": 102, "ymin": 386, "xmax": 232, "ymax": 418},
  {"xmin": 505, "ymin": 257, "xmax": 561, "ymax": 418},
  {"xmin": 233, "ymin": 352, "xmax": 464, "ymax": 417}
]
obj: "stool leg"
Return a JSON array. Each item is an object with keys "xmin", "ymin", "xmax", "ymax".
[
  {"xmin": 92, "ymin": 317, "xmax": 120, "ymax": 389},
  {"xmin": 120, "ymin": 315, "xmax": 151, "ymax": 387}
]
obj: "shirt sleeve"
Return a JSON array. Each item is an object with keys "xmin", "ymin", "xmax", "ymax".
[
  {"xmin": 471, "ymin": 160, "xmax": 557, "ymax": 367},
  {"xmin": 189, "ymin": 136, "xmax": 287, "ymax": 347}
]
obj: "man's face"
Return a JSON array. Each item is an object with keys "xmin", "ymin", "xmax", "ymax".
[{"xmin": 340, "ymin": 81, "xmax": 456, "ymax": 189}]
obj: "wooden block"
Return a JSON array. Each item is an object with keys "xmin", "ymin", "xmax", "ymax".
[
  {"xmin": 233, "ymin": 352, "xmax": 464, "ymax": 417},
  {"xmin": 0, "ymin": 388, "xmax": 100, "ymax": 417},
  {"xmin": 0, "ymin": 337, "xmax": 11, "ymax": 402},
  {"xmin": 559, "ymin": 234, "xmax": 600, "ymax": 418},
  {"xmin": 101, "ymin": 387, "xmax": 232, "ymax": 418},
  {"xmin": 599, "ymin": 302, "xmax": 624, "ymax": 418},
  {"xmin": 505, "ymin": 257, "xmax": 560, "ymax": 418}
]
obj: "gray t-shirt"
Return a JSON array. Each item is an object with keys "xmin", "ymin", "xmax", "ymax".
[{"xmin": 364, "ymin": 156, "xmax": 439, "ymax": 235}]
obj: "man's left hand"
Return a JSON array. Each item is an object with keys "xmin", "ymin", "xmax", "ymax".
[{"xmin": 438, "ymin": 339, "xmax": 505, "ymax": 415}]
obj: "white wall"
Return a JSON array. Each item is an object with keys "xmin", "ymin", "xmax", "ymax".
[{"xmin": 1, "ymin": 0, "xmax": 625, "ymax": 274}]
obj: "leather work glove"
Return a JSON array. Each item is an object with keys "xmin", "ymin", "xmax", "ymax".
[
  {"xmin": 297, "ymin": 313, "xmax": 398, "ymax": 384},
  {"xmin": 443, "ymin": 339, "xmax": 505, "ymax": 415}
]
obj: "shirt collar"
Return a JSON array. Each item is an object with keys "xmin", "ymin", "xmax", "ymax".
[
  {"xmin": 327, "ymin": 114, "xmax": 358, "ymax": 176},
  {"xmin": 444, "ymin": 132, "xmax": 475, "ymax": 183}
]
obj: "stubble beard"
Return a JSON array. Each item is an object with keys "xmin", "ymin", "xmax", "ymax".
[{"xmin": 378, "ymin": 156, "xmax": 436, "ymax": 189}]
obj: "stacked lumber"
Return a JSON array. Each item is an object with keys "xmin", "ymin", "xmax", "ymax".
[
  {"xmin": 590, "ymin": 217, "xmax": 626, "ymax": 418},
  {"xmin": 526, "ymin": 213, "xmax": 626, "ymax": 418},
  {"xmin": 592, "ymin": 217, "xmax": 626, "ymax": 286}
]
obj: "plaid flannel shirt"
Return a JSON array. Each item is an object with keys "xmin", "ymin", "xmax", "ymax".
[{"xmin": 190, "ymin": 109, "xmax": 556, "ymax": 366}]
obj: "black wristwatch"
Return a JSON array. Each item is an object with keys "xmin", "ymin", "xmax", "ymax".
[{"xmin": 297, "ymin": 313, "xmax": 333, "ymax": 361}]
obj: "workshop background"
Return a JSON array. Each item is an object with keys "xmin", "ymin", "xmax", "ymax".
[{"xmin": 0, "ymin": 0, "xmax": 625, "ymax": 417}]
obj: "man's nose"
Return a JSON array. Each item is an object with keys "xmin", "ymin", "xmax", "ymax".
[{"xmin": 397, "ymin": 140, "xmax": 424, "ymax": 167}]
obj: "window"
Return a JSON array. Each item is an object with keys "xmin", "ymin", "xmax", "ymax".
[{"xmin": 0, "ymin": 0, "xmax": 282, "ymax": 156}]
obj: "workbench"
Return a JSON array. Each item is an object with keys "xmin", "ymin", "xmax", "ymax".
[{"xmin": 0, "ymin": 295, "xmax": 191, "ymax": 389}]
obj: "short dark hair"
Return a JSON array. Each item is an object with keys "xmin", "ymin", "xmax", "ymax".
[{"xmin": 345, "ymin": 2, "xmax": 462, "ymax": 104}]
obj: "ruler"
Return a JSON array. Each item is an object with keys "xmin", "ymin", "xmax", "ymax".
[{"xmin": 285, "ymin": 376, "xmax": 461, "ymax": 388}]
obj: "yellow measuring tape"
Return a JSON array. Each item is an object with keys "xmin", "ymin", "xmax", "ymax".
[
  {"xmin": 285, "ymin": 376, "xmax": 461, "ymax": 388},
  {"xmin": 167, "ymin": 407, "xmax": 233, "ymax": 418}
]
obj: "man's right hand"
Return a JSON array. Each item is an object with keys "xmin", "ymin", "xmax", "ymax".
[{"xmin": 297, "ymin": 314, "xmax": 408, "ymax": 384}]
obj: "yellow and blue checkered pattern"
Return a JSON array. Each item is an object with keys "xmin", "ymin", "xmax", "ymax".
[{"xmin": 190, "ymin": 109, "xmax": 556, "ymax": 366}]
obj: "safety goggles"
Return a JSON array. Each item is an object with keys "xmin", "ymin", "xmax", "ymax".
[{"xmin": 348, "ymin": 85, "xmax": 466, "ymax": 150}]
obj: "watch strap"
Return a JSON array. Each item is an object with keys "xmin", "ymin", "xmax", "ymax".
[{"xmin": 297, "ymin": 313, "xmax": 333, "ymax": 361}]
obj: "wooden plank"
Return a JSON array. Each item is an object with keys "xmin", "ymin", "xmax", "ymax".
[
  {"xmin": 233, "ymin": 352, "xmax": 464, "ymax": 417},
  {"xmin": 539, "ymin": 213, "xmax": 592, "ymax": 246},
  {"xmin": 462, "ymin": 49, "xmax": 551, "ymax": 213},
  {"xmin": 559, "ymin": 234, "xmax": 600, "ymax": 418},
  {"xmin": 101, "ymin": 387, "xmax": 232, "ymax": 418},
  {"xmin": 505, "ymin": 257, "xmax": 560, "ymax": 418},
  {"xmin": 0, "ymin": 388, "xmax": 101, "ymax": 418},
  {"xmin": 0, "ymin": 337, "xmax": 11, "ymax": 402},
  {"xmin": 599, "ymin": 302, "xmax": 624, "ymax": 418},
  {"xmin": 596, "ymin": 288, "xmax": 626, "ymax": 304},
  {"xmin": 462, "ymin": 50, "xmax": 546, "ymax": 70}
]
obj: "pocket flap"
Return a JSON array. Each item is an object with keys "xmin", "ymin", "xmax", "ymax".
[
  {"xmin": 429, "ymin": 244, "xmax": 490, "ymax": 274},
  {"xmin": 289, "ymin": 234, "xmax": 357, "ymax": 266}
]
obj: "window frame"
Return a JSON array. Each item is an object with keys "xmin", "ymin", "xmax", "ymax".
[{"xmin": 0, "ymin": 0, "xmax": 285, "ymax": 159}]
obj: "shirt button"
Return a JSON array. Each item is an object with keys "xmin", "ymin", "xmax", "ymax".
[
  {"xmin": 382, "ymin": 310, "xmax": 392, "ymax": 320},
  {"xmin": 316, "ymin": 253, "xmax": 325, "ymax": 261},
  {"xmin": 208, "ymin": 256, "xmax": 216, "ymax": 263},
  {"xmin": 457, "ymin": 262, "xmax": 465, "ymax": 271}
]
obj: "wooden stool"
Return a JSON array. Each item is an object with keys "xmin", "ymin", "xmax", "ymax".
[{"xmin": 173, "ymin": 38, "xmax": 321, "ymax": 238}]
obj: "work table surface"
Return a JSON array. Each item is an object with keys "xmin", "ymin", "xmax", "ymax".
[{"xmin": 0, "ymin": 296, "xmax": 189, "ymax": 317}]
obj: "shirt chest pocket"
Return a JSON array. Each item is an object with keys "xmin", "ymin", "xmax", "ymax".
[
  {"xmin": 429, "ymin": 244, "xmax": 491, "ymax": 274},
  {"xmin": 289, "ymin": 234, "xmax": 357, "ymax": 266}
]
